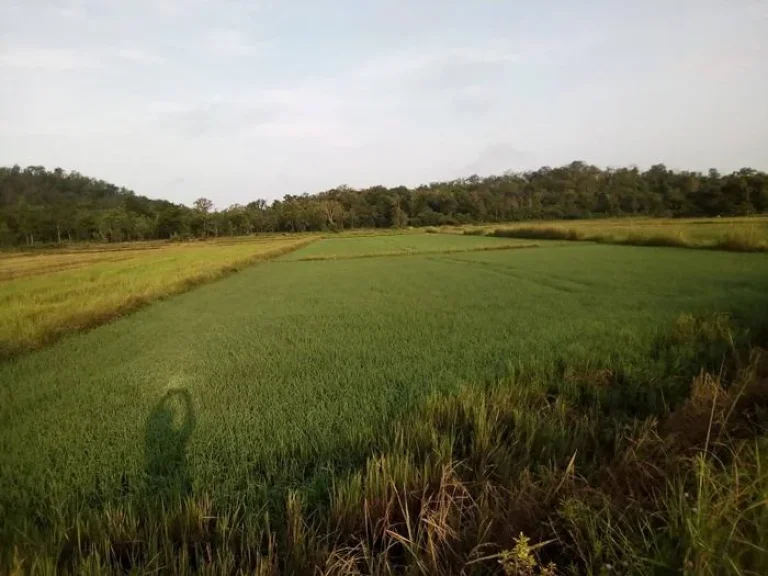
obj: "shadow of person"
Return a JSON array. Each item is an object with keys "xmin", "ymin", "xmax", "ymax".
[{"xmin": 144, "ymin": 389, "xmax": 195, "ymax": 501}]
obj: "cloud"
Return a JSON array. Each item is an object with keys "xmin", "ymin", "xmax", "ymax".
[
  {"xmin": 150, "ymin": 99, "xmax": 279, "ymax": 138},
  {"xmin": 50, "ymin": 0, "xmax": 86, "ymax": 19},
  {"xmin": 0, "ymin": 46, "xmax": 100, "ymax": 70},
  {"xmin": 0, "ymin": 39, "xmax": 167, "ymax": 73},
  {"xmin": 356, "ymin": 41, "xmax": 523, "ymax": 92},
  {"xmin": 459, "ymin": 143, "xmax": 536, "ymax": 177},
  {"xmin": 0, "ymin": 44, "xmax": 164, "ymax": 71},
  {"xmin": 115, "ymin": 48, "xmax": 165, "ymax": 64},
  {"xmin": 451, "ymin": 46, "xmax": 521, "ymax": 65},
  {"xmin": 738, "ymin": 0, "xmax": 768, "ymax": 20},
  {"xmin": 148, "ymin": 91, "xmax": 357, "ymax": 148},
  {"xmin": 343, "ymin": 40, "xmax": 527, "ymax": 133},
  {"xmin": 206, "ymin": 27, "xmax": 270, "ymax": 56}
]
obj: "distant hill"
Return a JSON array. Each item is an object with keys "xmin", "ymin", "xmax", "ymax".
[
  {"xmin": 1, "ymin": 162, "xmax": 766, "ymax": 246},
  {"xmin": 0, "ymin": 165, "xmax": 187, "ymax": 245}
]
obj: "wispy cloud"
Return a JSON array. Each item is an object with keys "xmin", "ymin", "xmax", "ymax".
[
  {"xmin": 206, "ymin": 27, "xmax": 270, "ymax": 57},
  {"xmin": 452, "ymin": 46, "xmax": 521, "ymax": 65},
  {"xmin": 150, "ymin": 99, "xmax": 278, "ymax": 138},
  {"xmin": 357, "ymin": 41, "xmax": 523, "ymax": 85},
  {"xmin": 0, "ymin": 46, "xmax": 100, "ymax": 70},
  {"xmin": 149, "ymin": 87, "xmax": 358, "ymax": 147},
  {"xmin": 50, "ymin": 0, "xmax": 86, "ymax": 19},
  {"xmin": 115, "ymin": 48, "xmax": 165, "ymax": 64},
  {"xmin": 0, "ymin": 44, "xmax": 164, "ymax": 70}
]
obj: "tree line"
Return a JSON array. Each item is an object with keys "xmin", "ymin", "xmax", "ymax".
[{"xmin": 1, "ymin": 162, "xmax": 767, "ymax": 246}]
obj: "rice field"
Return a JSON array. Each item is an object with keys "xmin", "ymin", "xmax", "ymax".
[{"xmin": 1, "ymin": 231, "xmax": 768, "ymax": 573}]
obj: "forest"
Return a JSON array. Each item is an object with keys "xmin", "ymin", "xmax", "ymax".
[{"xmin": 1, "ymin": 162, "xmax": 767, "ymax": 245}]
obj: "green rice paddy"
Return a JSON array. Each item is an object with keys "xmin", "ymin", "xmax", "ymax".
[{"xmin": 2, "ymin": 238, "xmax": 768, "ymax": 537}]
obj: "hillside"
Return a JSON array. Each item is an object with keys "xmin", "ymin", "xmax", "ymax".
[{"xmin": 1, "ymin": 162, "xmax": 767, "ymax": 246}]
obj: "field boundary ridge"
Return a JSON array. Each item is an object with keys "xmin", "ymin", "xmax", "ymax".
[{"xmin": 289, "ymin": 242, "xmax": 540, "ymax": 262}]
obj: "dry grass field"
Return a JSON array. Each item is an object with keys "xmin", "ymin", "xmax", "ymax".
[
  {"xmin": 460, "ymin": 215, "xmax": 768, "ymax": 251},
  {"xmin": 0, "ymin": 236, "xmax": 312, "ymax": 357}
]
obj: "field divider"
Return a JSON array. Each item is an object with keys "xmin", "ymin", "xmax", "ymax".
[{"xmin": 288, "ymin": 242, "xmax": 540, "ymax": 262}]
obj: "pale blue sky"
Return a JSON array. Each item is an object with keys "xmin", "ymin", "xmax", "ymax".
[{"xmin": 1, "ymin": 0, "xmax": 766, "ymax": 207}]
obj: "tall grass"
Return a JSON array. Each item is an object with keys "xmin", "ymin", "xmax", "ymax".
[
  {"xmin": 0, "ymin": 237, "xmax": 313, "ymax": 358},
  {"xmin": 714, "ymin": 224, "xmax": 768, "ymax": 252},
  {"xmin": 483, "ymin": 219, "xmax": 768, "ymax": 252},
  {"xmin": 5, "ymin": 314, "xmax": 767, "ymax": 574}
]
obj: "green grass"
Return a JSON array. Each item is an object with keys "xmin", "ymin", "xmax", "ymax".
[
  {"xmin": 3, "ymin": 245, "xmax": 768, "ymax": 505},
  {"xmin": 279, "ymin": 233, "xmax": 537, "ymax": 260},
  {"xmin": 2, "ymin": 241, "xmax": 768, "ymax": 572}
]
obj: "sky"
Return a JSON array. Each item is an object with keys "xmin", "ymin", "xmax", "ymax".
[{"xmin": 0, "ymin": 0, "xmax": 766, "ymax": 207}]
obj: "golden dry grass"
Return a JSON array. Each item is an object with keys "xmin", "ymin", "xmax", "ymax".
[
  {"xmin": 463, "ymin": 215, "xmax": 768, "ymax": 251},
  {"xmin": 0, "ymin": 236, "xmax": 312, "ymax": 358},
  {"xmin": 0, "ymin": 250, "xmax": 146, "ymax": 281}
]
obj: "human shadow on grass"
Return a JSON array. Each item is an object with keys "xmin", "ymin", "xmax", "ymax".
[{"xmin": 144, "ymin": 389, "xmax": 195, "ymax": 500}]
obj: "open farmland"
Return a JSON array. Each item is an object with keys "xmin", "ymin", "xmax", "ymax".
[{"xmin": 2, "ymin": 234, "xmax": 768, "ymax": 573}]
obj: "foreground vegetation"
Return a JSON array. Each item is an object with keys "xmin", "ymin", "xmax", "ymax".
[
  {"xmin": 0, "ymin": 236, "xmax": 311, "ymax": 357},
  {"xmin": 2, "ymin": 162, "xmax": 767, "ymax": 245},
  {"xmin": 2, "ymin": 241, "xmax": 768, "ymax": 573},
  {"xmin": 4, "ymin": 313, "xmax": 768, "ymax": 574},
  {"xmin": 461, "ymin": 216, "xmax": 768, "ymax": 252}
]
